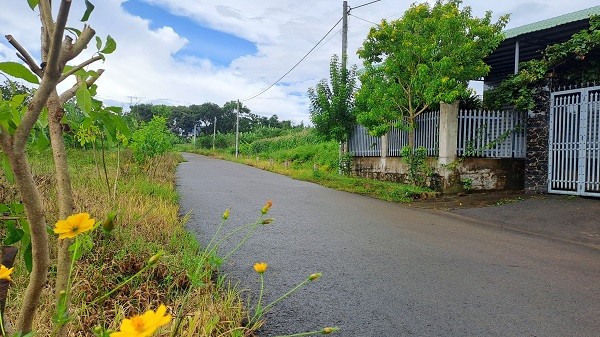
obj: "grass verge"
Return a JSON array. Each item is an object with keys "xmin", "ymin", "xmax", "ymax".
[{"xmin": 1, "ymin": 148, "xmax": 252, "ymax": 336}]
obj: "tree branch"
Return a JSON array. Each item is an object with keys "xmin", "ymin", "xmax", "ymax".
[
  {"xmin": 4, "ymin": 35, "xmax": 42, "ymax": 77},
  {"xmin": 60, "ymin": 26, "xmax": 96, "ymax": 65},
  {"xmin": 59, "ymin": 55, "xmax": 103, "ymax": 83},
  {"xmin": 45, "ymin": 0, "xmax": 72, "ymax": 76},
  {"xmin": 59, "ymin": 69, "xmax": 104, "ymax": 104},
  {"xmin": 38, "ymin": 0, "xmax": 54, "ymax": 39}
]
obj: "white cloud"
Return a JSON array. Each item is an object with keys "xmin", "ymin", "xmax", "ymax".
[{"xmin": 1, "ymin": 0, "xmax": 599, "ymax": 123}]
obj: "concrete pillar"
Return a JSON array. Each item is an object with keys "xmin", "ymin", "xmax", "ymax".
[
  {"xmin": 438, "ymin": 101, "xmax": 459, "ymax": 166},
  {"xmin": 380, "ymin": 133, "xmax": 388, "ymax": 174},
  {"xmin": 438, "ymin": 101, "xmax": 460, "ymax": 191}
]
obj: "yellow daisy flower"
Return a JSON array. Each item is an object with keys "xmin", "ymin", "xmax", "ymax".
[
  {"xmin": 253, "ymin": 262, "xmax": 268, "ymax": 274},
  {"xmin": 53, "ymin": 212, "xmax": 95, "ymax": 239},
  {"xmin": 110, "ymin": 304, "xmax": 172, "ymax": 337},
  {"xmin": 0, "ymin": 264, "xmax": 14, "ymax": 282}
]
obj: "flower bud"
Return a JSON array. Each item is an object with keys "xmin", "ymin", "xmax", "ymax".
[
  {"xmin": 223, "ymin": 208, "xmax": 230, "ymax": 220},
  {"xmin": 148, "ymin": 251, "xmax": 164, "ymax": 266},
  {"xmin": 308, "ymin": 272, "xmax": 322, "ymax": 281},
  {"xmin": 101, "ymin": 211, "xmax": 117, "ymax": 233},
  {"xmin": 261, "ymin": 200, "xmax": 273, "ymax": 214},
  {"xmin": 321, "ymin": 327, "xmax": 339, "ymax": 334}
]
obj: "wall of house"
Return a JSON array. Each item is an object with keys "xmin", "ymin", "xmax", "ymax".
[
  {"xmin": 524, "ymin": 113, "xmax": 549, "ymax": 193},
  {"xmin": 352, "ymin": 157, "xmax": 525, "ymax": 191}
]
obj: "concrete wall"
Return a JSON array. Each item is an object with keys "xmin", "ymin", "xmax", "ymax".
[{"xmin": 352, "ymin": 156, "xmax": 525, "ymax": 191}]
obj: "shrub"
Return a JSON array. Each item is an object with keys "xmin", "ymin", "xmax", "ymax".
[{"xmin": 131, "ymin": 116, "xmax": 176, "ymax": 164}]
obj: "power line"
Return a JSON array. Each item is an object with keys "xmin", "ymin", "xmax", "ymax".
[
  {"xmin": 350, "ymin": 0, "xmax": 382, "ymax": 11},
  {"xmin": 349, "ymin": 13, "xmax": 378, "ymax": 25},
  {"xmin": 241, "ymin": 16, "xmax": 343, "ymax": 102}
]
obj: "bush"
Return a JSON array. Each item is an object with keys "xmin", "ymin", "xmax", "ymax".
[{"xmin": 131, "ymin": 116, "xmax": 176, "ymax": 163}]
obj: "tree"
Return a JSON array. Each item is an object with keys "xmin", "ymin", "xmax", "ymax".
[
  {"xmin": 308, "ymin": 54, "xmax": 357, "ymax": 143},
  {"xmin": 0, "ymin": 0, "xmax": 114, "ymax": 332},
  {"xmin": 356, "ymin": 0, "xmax": 508, "ymax": 147}
]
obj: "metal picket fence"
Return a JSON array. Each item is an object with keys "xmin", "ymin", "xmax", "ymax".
[
  {"xmin": 457, "ymin": 110, "xmax": 526, "ymax": 158},
  {"xmin": 348, "ymin": 109, "xmax": 526, "ymax": 158},
  {"xmin": 388, "ymin": 111, "xmax": 440, "ymax": 156},
  {"xmin": 348, "ymin": 124, "xmax": 381, "ymax": 156}
]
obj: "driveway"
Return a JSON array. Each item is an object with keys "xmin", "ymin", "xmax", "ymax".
[{"xmin": 177, "ymin": 153, "xmax": 600, "ymax": 336}]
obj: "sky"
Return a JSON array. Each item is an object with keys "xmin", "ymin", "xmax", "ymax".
[{"xmin": 1, "ymin": 0, "xmax": 599, "ymax": 124}]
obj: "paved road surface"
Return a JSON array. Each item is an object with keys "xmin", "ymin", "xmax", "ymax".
[{"xmin": 176, "ymin": 153, "xmax": 600, "ymax": 337}]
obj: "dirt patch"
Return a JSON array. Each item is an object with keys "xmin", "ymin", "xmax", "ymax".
[{"xmin": 409, "ymin": 190, "xmax": 536, "ymax": 210}]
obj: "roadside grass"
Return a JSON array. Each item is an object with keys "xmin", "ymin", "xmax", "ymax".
[
  {"xmin": 183, "ymin": 145, "xmax": 432, "ymax": 203},
  {"xmin": 2, "ymin": 148, "xmax": 252, "ymax": 336}
]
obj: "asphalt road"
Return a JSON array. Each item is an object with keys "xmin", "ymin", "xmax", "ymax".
[{"xmin": 176, "ymin": 153, "xmax": 600, "ymax": 337}]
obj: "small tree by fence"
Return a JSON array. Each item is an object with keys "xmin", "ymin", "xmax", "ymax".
[{"xmin": 349, "ymin": 109, "xmax": 526, "ymax": 158}]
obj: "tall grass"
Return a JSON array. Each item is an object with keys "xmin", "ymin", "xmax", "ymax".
[{"xmin": 2, "ymin": 149, "xmax": 250, "ymax": 336}]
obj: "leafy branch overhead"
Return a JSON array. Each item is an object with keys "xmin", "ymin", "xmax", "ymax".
[{"xmin": 355, "ymin": 0, "xmax": 508, "ymax": 144}]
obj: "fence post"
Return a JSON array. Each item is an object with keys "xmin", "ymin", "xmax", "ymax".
[
  {"xmin": 438, "ymin": 101, "xmax": 460, "ymax": 190},
  {"xmin": 380, "ymin": 133, "xmax": 388, "ymax": 174}
]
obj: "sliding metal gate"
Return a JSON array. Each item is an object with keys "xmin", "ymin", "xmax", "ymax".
[{"xmin": 548, "ymin": 86, "xmax": 600, "ymax": 196}]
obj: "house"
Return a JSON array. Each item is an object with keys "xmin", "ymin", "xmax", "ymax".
[
  {"xmin": 483, "ymin": 6, "xmax": 600, "ymax": 197},
  {"xmin": 350, "ymin": 6, "xmax": 600, "ymax": 197}
]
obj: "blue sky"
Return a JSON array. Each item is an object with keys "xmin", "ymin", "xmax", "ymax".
[
  {"xmin": 121, "ymin": 0, "xmax": 257, "ymax": 67},
  {"xmin": 1, "ymin": 0, "xmax": 599, "ymax": 123}
]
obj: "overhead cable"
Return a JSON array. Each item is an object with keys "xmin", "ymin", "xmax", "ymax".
[{"xmin": 241, "ymin": 17, "xmax": 343, "ymax": 102}]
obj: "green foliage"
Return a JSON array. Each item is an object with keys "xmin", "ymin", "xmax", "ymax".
[
  {"xmin": 484, "ymin": 16, "xmax": 600, "ymax": 111},
  {"xmin": 130, "ymin": 116, "xmax": 176, "ymax": 163},
  {"xmin": 0, "ymin": 202, "xmax": 33, "ymax": 272},
  {"xmin": 400, "ymin": 146, "xmax": 430, "ymax": 187},
  {"xmin": 308, "ymin": 54, "xmax": 357, "ymax": 143},
  {"xmin": 356, "ymin": 0, "xmax": 508, "ymax": 138}
]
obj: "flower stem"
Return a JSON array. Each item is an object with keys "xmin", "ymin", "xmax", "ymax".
[
  {"xmin": 261, "ymin": 278, "xmax": 310, "ymax": 314},
  {"xmin": 87, "ymin": 262, "xmax": 152, "ymax": 308},
  {"xmin": 223, "ymin": 217, "xmax": 263, "ymax": 261}
]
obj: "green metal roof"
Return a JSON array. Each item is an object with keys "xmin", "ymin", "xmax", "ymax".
[{"xmin": 504, "ymin": 6, "xmax": 600, "ymax": 39}]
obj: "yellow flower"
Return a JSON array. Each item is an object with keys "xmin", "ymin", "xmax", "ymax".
[
  {"xmin": 223, "ymin": 208, "xmax": 230, "ymax": 220},
  {"xmin": 0, "ymin": 264, "xmax": 14, "ymax": 282},
  {"xmin": 53, "ymin": 212, "xmax": 95, "ymax": 239},
  {"xmin": 253, "ymin": 262, "xmax": 268, "ymax": 274},
  {"xmin": 110, "ymin": 304, "xmax": 172, "ymax": 337}
]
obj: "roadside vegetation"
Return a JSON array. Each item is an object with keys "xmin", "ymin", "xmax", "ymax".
[{"xmin": 184, "ymin": 128, "xmax": 432, "ymax": 203}]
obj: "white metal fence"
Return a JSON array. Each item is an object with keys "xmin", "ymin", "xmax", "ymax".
[
  {"xmin": 348, "ymin": 124, "xmax": 381, "ymax": 156},
  {"xmin": 349, "ymin": 109, "xmax": 526, "ymax": 158},
  {"xmin": 388, "ymin": 111, "xmax": 440, "ymax": 156},
  {"xmin": 457, "ymin": 110, "xmax": 527, "ymax": 158}
]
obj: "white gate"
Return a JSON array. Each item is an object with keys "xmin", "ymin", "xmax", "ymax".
[{"xmin": 548, "ymin": 86, "xmax": 600, "ymax": 196}]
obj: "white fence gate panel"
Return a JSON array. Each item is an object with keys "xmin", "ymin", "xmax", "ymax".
[{"xmin": 548, "ymin": 86, "xmax": 600, "ymax": 196}]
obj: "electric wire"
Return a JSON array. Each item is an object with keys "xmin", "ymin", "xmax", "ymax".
[
  {"xmin": 241, "ymin": 16, "xmax": 343, "ymax": 102},
  {"xmin": 349, "ymin": 13, "xmax": 378, "ymax": 25},
  {"xmin": 350, "ymin": 0, "xmax": 382, "ymax": 11}
]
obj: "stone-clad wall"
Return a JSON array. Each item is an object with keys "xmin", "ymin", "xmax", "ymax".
[{"xmin": 524, "ymin": 113, "xmax": 549, "ymax": 193}]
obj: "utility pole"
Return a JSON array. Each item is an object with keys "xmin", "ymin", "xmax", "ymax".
[
  {"xmin": 235, "ymin": 99, "xmax": 240, "ymax": 158},
  {"xmin": 342, "ymin": 1, "xmax": 349, "ymax": 72},
  {"xmin": 212, "ymin": 116, "xmax": 217, "ymax": 150},
  {"xmin": 339, "ymin": 1, "xmax": 349, "ymax": 174}
]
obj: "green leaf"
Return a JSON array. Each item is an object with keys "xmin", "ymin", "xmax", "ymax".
[
  {"xmin": 81, "ymin": 0, "xmax": 95, "ymax": 22},
  {"xmin": 76, "ymin": 84, "xmax": 92, "ymax": 115},
  {"xmin": 101, "ymin": 35, "xmax": 116, "ymax": 54},
  {"xmin": 96, "ymin": 36, "xmax": 102, "ymax": 51},
  {"xmin": 4, "ymin": 224, "xmax": 24, "ymax": 245},
  {"xmin": 23, "ymin": 243, "xmax": 33, "ymax": 273},
  {"xmin": 69, "ymin": 235, "xmax": 94, "ymax": 260},
  {"xmin": 0, "ymin": 62, "xmax": 39, "ymax": 84},
  {"xmin": 1, "ymin": 154, "xmax": 14, "ymax": 184},
  {"xmin": 65, "ymin": 27, "xmax": 82, "ymax": 37},
  {"xmin": 27, "ymin": 0, "xmax": 39, "ymax": 10}
]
